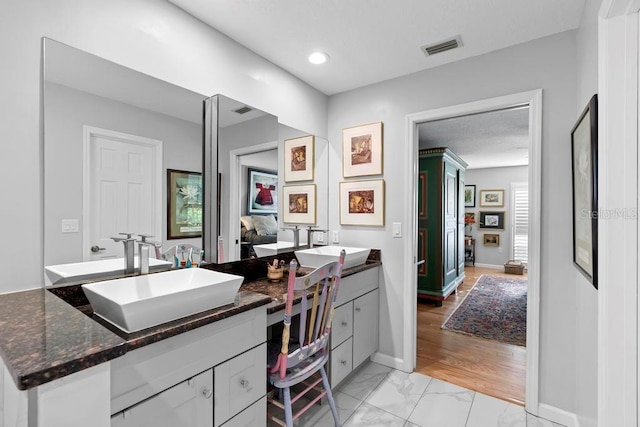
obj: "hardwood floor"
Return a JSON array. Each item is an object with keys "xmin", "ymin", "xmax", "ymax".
[{"xmin": 415, "ymin": 266, "xmax": 526, "ymax": 406}]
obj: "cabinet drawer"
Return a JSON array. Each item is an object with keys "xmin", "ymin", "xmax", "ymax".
[
  {"xmin": 214, "ymin": 343, "xmax": 266, "ymax": 426},
  {"xmin": 111, "ymin": 369, "xmax": 213, "ymax": 427},
  {"xmin": 221, "ymin": 396, "xmax": 266, "ymax": 427},
  {"xmin": 336, "ymin": 267, "xmax": 379, "ymax": 306},
  {"xmin": 330, "ymin": 338, "xmax": 353, "ymax": 387},
  {"xmin": 331, "ymin": 301, "xmax": 353, "ymax": 349}
]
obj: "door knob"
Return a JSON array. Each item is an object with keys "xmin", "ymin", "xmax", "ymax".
[{"xmin": 90, "ymin": 245, "xmax": 106, "ymax": 253}]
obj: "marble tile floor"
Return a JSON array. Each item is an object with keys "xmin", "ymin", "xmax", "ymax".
[{"xmin": 280, "ymin": 361, "xmax": 565, "ymax": 427}]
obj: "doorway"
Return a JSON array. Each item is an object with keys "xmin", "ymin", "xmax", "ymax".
[
  {"xmin": 82, "ymin": 126, "xmax": 162, "ymax": 261},
  {"xmin": 403, "ymin": 90, "xmax": 542, "ymax": 414}
]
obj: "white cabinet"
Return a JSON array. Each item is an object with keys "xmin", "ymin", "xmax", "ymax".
[
  {"xmin": 329, "ymin": 267, "xmax": 380, "ymax": 387},
  {"xmin": 111, "ymin": 369, "xmax": 213, "ymax": 427},
  {"xmin": 353, "ymin": 289, "xmax": 380, "ymax": 367},
  {"xmin": 214, "ymin": 343, "xmax": 266, "ymax": 426},
  {"xmin": 221, "ymin": 397, "xmax": 266, "ymax": 427}
]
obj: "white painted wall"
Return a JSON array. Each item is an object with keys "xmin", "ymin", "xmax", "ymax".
[
  {"xmin": 464, "ymin": 166, "xmax": 528, "ymax": 267},
  {"xmin": 574, "ymin": 0, "xmax": 600, "ymax": 425},
  {"xmin": 328, "ymin": 31, "xmax": 578, "ymax": 413},
  {"xmin": 0, "ymin": 0, "xmax": 327, "ymax": 293}
]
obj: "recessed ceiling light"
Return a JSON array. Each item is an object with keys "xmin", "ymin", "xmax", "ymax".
[{"xmin": 308, "ymin": 51, "xmax": 329, "ymax": 65}]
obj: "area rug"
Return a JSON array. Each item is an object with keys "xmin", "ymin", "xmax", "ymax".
[{"xmin": 442, "ymin": 274, "xmax": 527, "ymax": 347}]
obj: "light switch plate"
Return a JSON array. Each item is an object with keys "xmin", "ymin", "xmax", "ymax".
[
  {"xmin": 61, "ymin": 219, "xmax": 79, "ymax": 233},
  {"xmin": 393, "ymin": 222, "xmax": 402, "ymax": 238},
  {"xmin": 332, "ymin": 230, "xmax": 339, "ymax": 244}
]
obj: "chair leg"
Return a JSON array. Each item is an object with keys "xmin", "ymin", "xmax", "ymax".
[
  {"xmin": 283, "ymin": 387, "xmax": 293, "ymax": 427},
  {"xmin": 319, "ymin": 366, "xmax": 340, "ymax": 426}
]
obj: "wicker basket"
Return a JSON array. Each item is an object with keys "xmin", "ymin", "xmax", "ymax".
[{"xmin": 504, "ymin": 260, "xmax": 525, "ymax": 275}]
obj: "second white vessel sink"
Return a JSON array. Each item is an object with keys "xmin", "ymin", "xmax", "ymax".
[
  {"xmin": 45, "ymin": 258, "xmax": 172, "ymax": 286},
  {"xmin": 82, "ymin": 268, "xmax": 244, "ymax": 333},
  {"xmin": 253, "ymin": 241, "xmax": 295, "ymax": 257},
  {"xmin": 295, "ymin": 246, "xmax": 371, "ymax": 270}
]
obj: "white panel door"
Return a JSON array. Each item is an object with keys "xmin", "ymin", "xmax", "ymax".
[{"xmin": 83, "ymin": 127, "xmax": 162, "ymax": 261}]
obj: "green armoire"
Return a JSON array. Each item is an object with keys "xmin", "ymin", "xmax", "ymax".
[{"xmin": 417, "ymin": 148, "xmax": 467, "ymax": 306}]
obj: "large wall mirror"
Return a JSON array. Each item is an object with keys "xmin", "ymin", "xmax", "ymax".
[{"xmin": 43, "ymin": 38, "xmax": 328, "ymax": 283}]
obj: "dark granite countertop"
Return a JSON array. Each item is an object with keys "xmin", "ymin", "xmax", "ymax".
[
  {"xmin": 240, "ymin": 259, "xmax": 382, "ymax": 314},
  {"xmin": 0, "ymin": 249, "xmax": 380, "ymax": 391}
]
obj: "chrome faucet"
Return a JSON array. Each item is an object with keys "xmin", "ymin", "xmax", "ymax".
[
  {"xmin": 137, "ymin": 234, "xmax": 162, "ymax": 275},
  {"xmin": 306, "ymin": 226, "xmax": 328, "ymax": 248},
  {"xmin": 111, "ymin": 233, "xmax": 136, "ymax": 274},
  {"xmin": 282, "ymin": 226, "xmax": 301, "ymax": 248}
]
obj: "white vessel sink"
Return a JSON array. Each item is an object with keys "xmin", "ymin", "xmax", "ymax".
[
  {"xmin": 295, "ymin": 246, "xmax": 371, "ymax": 270},
  {"xmin": 253, "ymin": 241, "xmax": 295, "ymax": 257},
  {"xmin": 82, "ymin": 268, "xmax": 244, "ymax": 333},
  {"xmin": 45, "ymin": 258, "xmax": 173, "ymax": 286}
]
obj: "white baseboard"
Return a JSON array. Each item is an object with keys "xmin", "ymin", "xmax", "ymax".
[
  {"xmin": 472, "ymin": 263, "xmax": 504, "ymax": 270},
  {"xmin": 537, "ymin": 403, "xmax": 579, "ymax": 427},
  {"xmin": 370, "ymin": 352, "xmax": 405, "ymax": 371}
]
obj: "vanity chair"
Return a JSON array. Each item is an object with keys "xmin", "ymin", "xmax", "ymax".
[
  {"xmin": 267, "ymin": 250, "xmax": 346, "ymax": 427},
  {"xmin": 160, "ymin": 243, "xmax": 203, "ymax": 268}
]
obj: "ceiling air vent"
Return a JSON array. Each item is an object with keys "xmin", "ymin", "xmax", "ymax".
[
  {"xmin": 234, "ymin": 106, "xmax": 253, "ymax": 115},
  {"xmin": 421, "ymin": 35, "xmax": 463, "ymax": 57}
]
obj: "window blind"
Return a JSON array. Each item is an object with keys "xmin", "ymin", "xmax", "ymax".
[{"xmin": 512, "ymin": 183, "xmax": 529, "ymax": 264}]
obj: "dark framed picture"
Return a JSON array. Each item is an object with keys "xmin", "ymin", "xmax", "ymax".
[
  {"xmin": 571, "ymin": 94, "xmax": 598, "ymax": 289},
  {"xmin": 479, "ymin": 211, "xmax": 505, "ymax": 230},
  {"xmin": 167, "ymin": 169, "xmax": 202, "ymax": 239},
  {"xmin": 483, "ymin": 233, "xmax": 500, "ymax": 247},
  {"xmin": 464, "ymin": 185, "xmax": 476, "ymax": 207},
  {"xmin": 248, "ymin": 168, "xmax": 278, "ymax": 215}
]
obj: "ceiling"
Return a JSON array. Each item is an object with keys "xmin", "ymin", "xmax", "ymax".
[
  {"xmin": 418, "ymin": 107, "xmax": 530, "ymax": 169},
  {"xmin": 169, "ymin": 0, "xmax": 585, "ymax": 95}
]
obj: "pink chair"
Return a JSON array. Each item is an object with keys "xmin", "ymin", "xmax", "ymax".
[{"xmin": 268, "ymin": 250, "xmax": 346, "ymax": 427}]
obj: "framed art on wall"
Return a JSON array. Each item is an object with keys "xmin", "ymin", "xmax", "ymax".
[
  {"xmin": 167, "ymin": 169, "xmax": 202, "ymax": 239},
  {"xmin": 342, "ymin": 122, "xmax": 383, "ymax": 177},
  {"xmin": 284, "ymin": 135, "xmax": 314, "ymax": 182},
  {"xmin": 479, "ymin": 211, "xmax": 505, "ymax": 230},
  {"xmin": 571, "ymin": 94, "xmax": 598, "ymax": 288},
  {"xmin": 479, "ymin": 189, "xmax": 504, "ymax": 207},
  {"xmin": 283, "ymin": 184, "xmax": 316, "ymax": 224},
  {"xmin": 483, "ymin": 233, "xmax": 500, "ymax": 246},
  {"xmin": 248, "ymin": 168, "xmax": 278, "ymax": 215},
  {"xmin": 340, "ymin": 179, "xmax": 385, "ymax": 226},
  {"xmin": 464, "ymin": 185, "xmax": 476, "ymax": 207}
]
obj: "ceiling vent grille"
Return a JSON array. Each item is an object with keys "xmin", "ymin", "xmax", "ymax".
[
  {"xmin": 234, "ymin": 106, "xmax": 252, "ymax": 115},
  {"xmin": 421, "ymin": 35, "xmax": 463, "ymax": 57}
]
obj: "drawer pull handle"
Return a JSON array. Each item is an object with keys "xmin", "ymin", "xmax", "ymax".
[
  {"xmin": 201, "ymin": 388, "xmax": 213, "ymax": 399},
  {"xmin": 341, "ymin": 321, "xmax": 348, "ymax": 326},
  {"xmin": 240, "ymin": 379, "xmax": 250, "ymax": 389},
  {"xmin": 340, "ymin": 360, "xmax": 347, "ymax": 366},
  {"xmin": 355, "ymin": 307, "xmax": 361, "ymax": 312}
]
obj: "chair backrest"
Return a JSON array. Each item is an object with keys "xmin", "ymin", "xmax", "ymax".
[{"xmin": 273, "ymin": 249, "xmax": 346, "ymax": 379}]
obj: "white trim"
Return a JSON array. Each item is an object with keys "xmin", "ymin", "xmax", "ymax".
[
  {"xmin": 472, "ymin": 263, "xmax": 504, "ymax": 270},
  {"xmin": 228, "ymin": 141, "xmax": 278, "ymax": 261},
  {"xmin": 82, "ymin": 126, "xmax": 162, "ymax": 261},
  {"xmin": 537, "ymin": 403, "xmax": 579, "ymax": 427},
  {"xmin": 598, "ymin": 2, "xmax": 639, "ymax": 426},
  {"xmin": 404, "ymin": 89, "xmax": 542, "ymax": 414},
  {"xmin": 370, "ymin": 352, "xmax": 405, "ymax": 371}
]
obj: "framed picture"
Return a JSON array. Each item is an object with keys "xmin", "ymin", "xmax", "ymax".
[
  {"xmin": 248, "ymin": 168, "xmax": 278, "ymax": 215},
  {"xmin": 479, "ymin": 211, "xmax": 505, "ymax": 230},
  {"xmin": 479, "ymin": 189, "xmax": 505, "ymax": 207},
  {"xmin": 342, "ymin": 122, "xmax": 383, "ymax": 177},
  {"xmin": 340, "ymin": 179, "xmax": 385, "ymax": 226},
  {"xmin": 571, "ymin": 94, "xmax": 598, "ymax": 288},
  {"xmin": 284, "ymin": 135, "xmax": 314, "ymax": 182},
  {"xmin": 464, "ymin": 185, "xmax": 476, "ymax": 207},
  {"xmin": 282, "ymin": 184, "xmax": 316, "ymax": 224},
  {"xmin": 167, "ymin": 169, "xmax": 202, "ymax": 239},
  {"xmin": 483, "ymin": 233, "xmax": 500, "ymax": 247}
]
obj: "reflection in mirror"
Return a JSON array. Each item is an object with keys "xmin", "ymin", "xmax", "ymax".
[{"xmin": 43, "ymin": 38, "xmax": 206, "ymax": 282}]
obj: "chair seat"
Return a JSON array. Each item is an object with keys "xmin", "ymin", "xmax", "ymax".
[{"xmin": 269, "ymin": 351, "xmax": 328, "ymax": 389}]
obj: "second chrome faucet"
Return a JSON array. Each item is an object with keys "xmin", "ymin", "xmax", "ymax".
[{"xmin": 111, "ymin": 233, "xmax": 162, "ymax": 275}]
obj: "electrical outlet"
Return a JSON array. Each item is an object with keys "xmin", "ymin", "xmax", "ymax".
[
  {"xmin": 332, "ymin": 230, "xmax": 339, "ymax": 244},
  {"xmin": 317, "ymin": 232, "xmax": 324, "ymax": 243}
]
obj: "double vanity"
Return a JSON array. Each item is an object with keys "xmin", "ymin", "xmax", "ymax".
[{"xmin": 0, "ymin": 249, "xmax": 381, "ymax": 427}]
